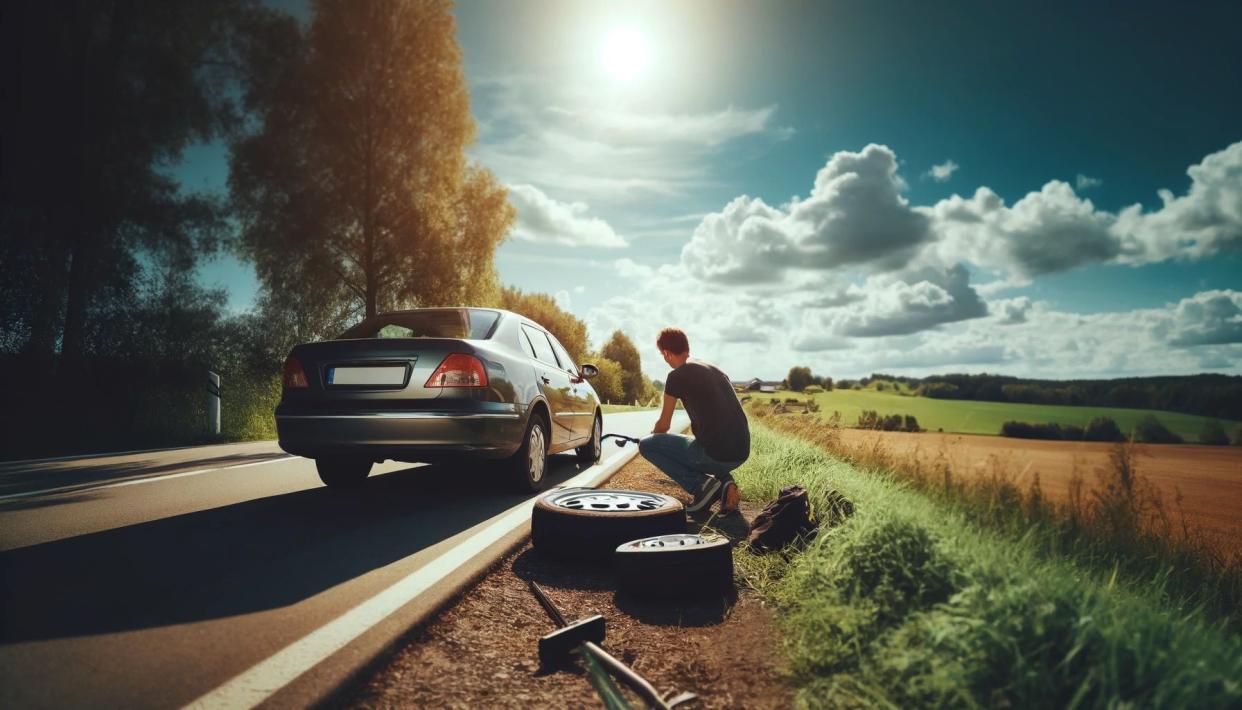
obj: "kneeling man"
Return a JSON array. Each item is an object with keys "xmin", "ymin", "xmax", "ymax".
[{"xmin": 640, "ymin": 327, "xmax": 750, "ymax": 517}]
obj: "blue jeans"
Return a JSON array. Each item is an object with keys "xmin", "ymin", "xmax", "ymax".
[{"xmin": 638, "ymin": 434, "xmax": 743, "ymax": 495}]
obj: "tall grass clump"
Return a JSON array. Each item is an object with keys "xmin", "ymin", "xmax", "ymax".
[{"xmin": 729, "ymin": 423, "xmax": 1242, "ymax": 708}]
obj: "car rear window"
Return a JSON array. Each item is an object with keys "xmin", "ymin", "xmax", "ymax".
[{"xmin": 338, "ymin": 309, "xmax": 499, "ymax": 340}]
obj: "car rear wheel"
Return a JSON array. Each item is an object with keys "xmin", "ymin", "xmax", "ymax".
[
  {"xmin": 575, "ymin": 414, "xmax": 602, "ymax": 464},
  {"xmin": 531, "ymin": 488, "xmax": 686, "ymax": 559},
  {"xmin": 504, "ymin": 413, "xmax": 549, "ymax": 493},
  {"xmin": 315, "ymin": 457, "xmax": 372, "ymax": 489}
]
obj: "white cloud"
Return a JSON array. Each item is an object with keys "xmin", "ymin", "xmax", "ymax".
[
  {"xmin": 992, "ymin": 296, "xmax": 1032, "ymax": 324},
  {"xmin": 547, "ymin": 104, "xmax": 792, "ymax": 147},
  {"xmin": 1113, "ymin": 140, "xmax": 1242, "ymax": 263},
  {"xmin": 925, "ymin": 159, "xmax": 960, "ymax": 182},
  {"xmin": 681, "ymin": 144, "xmax": 934, "ymax": 283},
  {"xmin": 507, "ymin": 184, "xmax": 627, "ymax": 248},
  {"xmin": 472, "ymin": 76, "xmax": 790, "ymax": 203},
  {"xmin": 1076, "ymin": 173, "xmax": 1102, "ymax": 190},
  {"xmin": 925, "ymin": 181, "xmax": 1119, "ymax": 277},
  {"xmin": 554, "ymin": 289, "xmax": 573, "ymax": 312},
  {"xmin": 1161, "ymin": 290, "xmax": 1242, "ymax": 346}
]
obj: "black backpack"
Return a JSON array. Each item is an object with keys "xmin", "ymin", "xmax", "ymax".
[{"xmin": 747, "ymin": 485, "xmax": 854, "ymax": 553}]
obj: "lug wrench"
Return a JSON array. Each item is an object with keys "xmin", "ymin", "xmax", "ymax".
[
  {"xmin": 530, "ymin": 581, "xmax": 697, "ymax": 709},
  {"xmin": 602, "ymin": 433, "xmax": 642, "ymax": 448}
]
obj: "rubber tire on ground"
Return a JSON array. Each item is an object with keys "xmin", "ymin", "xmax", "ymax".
[
  {"xmin": 575, "ymin": 414, "xmax": 602, "ymax": 464},
  {"xmin": 532, "ymin": 488, "xmax": 686, "ymax": 559},
  {"xmin": 315, "ymin": 457, "xmax": 372, "ymax": 489},
  {"xmin": 614, "ymin": 534, "xmax": 734, "ymax": 598},
  {"xmin": 502, "ymin": 413, "xmax": 550, "ymax": 493}
]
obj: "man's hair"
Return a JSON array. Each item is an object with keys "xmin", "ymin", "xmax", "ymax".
[{"xmin": 656, "ymin": 327, "xmax": 689, "ymax": 355}]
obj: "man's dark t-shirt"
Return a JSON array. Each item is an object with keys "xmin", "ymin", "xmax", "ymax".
[{"xmin": 664, "ymin": 358, "xmax": 750, "ymax": 463}]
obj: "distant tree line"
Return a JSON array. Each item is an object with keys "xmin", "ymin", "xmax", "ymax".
[{"xmin": 917, "ymin": 373, "xmax": 1242, "ymax": 421}]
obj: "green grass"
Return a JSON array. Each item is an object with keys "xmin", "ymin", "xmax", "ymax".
[
  {"xmin": 724, "ymin": 422, "xmax": 1242, "ymax": 708},
  {"xmin": 763, "ymin": 387, "xmax": 1237, "ymax": 441}
]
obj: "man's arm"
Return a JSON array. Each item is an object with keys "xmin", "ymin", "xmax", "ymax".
[{"xmin": 652, "ymin": 393, "xmax": 677, "ymax": 433}]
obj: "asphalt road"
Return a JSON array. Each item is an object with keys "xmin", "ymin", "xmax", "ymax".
[{"xmin": 0, "ymin": 410, "xmax": 682, "ymax": 709}]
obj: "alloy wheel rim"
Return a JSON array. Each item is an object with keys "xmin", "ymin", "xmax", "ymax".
[
  {"xmin": 545, "ymin": 489, "xmax": 673, "ymax": 512},
  {"xmin": 528, "ymin": 426, "xmax": 546, "ymax": 482}
]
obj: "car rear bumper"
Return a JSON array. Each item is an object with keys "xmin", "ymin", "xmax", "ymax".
[{"xmin": 276, "ymin": 410, "xmax": 524, "ymax": 461}]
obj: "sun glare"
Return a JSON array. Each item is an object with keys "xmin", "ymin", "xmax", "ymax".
[{"xmin": 600, "ymin": 27, "xmax": 651, "ymax": 82}]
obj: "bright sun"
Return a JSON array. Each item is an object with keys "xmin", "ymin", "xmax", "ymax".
[{"xmin": 600, "ymin": 27, "xmax": 651, "ymax": 82}]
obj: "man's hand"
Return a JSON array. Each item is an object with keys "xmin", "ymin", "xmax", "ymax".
[{"xmin": 652, "ymin": 393, "xmax": 676, "ymax": 434}]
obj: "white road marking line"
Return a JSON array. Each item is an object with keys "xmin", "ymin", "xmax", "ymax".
[
  {"xmin": 0, "ymin": 456, "xmax": 295, "ymax": 502},
  {"xmin": 0, "ymin": 441, "xmax": 278, "ymax": 466},
  {"xmin": 181, "ymin": 420, "xmax": 682, "ymax": 710}
]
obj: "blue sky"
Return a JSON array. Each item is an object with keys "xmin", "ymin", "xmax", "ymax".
[{"xmin": 185, "ymin": 0, "xmax": 1242, "ymax": 380}]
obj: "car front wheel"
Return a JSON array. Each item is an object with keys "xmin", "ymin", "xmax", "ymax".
[{"xmin": 575, "ymin": 414, "xmax": 602, "ymax": 464}]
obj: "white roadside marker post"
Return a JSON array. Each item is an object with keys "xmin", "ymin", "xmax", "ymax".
[{"xmin": 208, "ymin": 370, "xmax": 221, "ymax": 436}]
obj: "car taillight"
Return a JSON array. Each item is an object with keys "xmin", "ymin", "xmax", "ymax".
[
  {"xmin": 283, "ymin": 356, "xmax": 309, "ymax": 388},
  {"xmin": 425, "ymin": 353, "xmax": 488, "ymax": 388}
]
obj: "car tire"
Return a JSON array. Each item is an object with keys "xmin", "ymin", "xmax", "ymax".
[
  {"xmin": 614, "ymin": 534, "xmax": 734, "ymax": 598},
  {"xmin": 504, "ymin": 412, "xmax": 550, "ymax": 493},
  {"xmin": 315, "ymin": 457, "xmax": 372, "ymax": 489},
  {"xmin": 575, "ymin": 414, "xmax": 602, "ymax": 464},
  {"xmin": 532, "ymin": 488, "xmax": 686, "ymax": 559}
]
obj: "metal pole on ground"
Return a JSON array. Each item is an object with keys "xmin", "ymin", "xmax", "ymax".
[{"xmin": 208, "ymin": 370, "xmax": 221, "ymax": 436}]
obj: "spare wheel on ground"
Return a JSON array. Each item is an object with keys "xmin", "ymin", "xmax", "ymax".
[
  {"xmin": 532, "ymin": 488, "xmax": 686, "ymax": 559},
  {"xmin": 614, "ymin": 533, "xmax": 734, "ymax": 598}
]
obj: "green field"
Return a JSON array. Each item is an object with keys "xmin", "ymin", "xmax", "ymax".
[
  {"xmin": 726, "ymin": 421, "xmax": 1241, "ymax": 707},
  {"xmin": 758, "ymin": 387, "xmax": 1238, "ymax": 441}
]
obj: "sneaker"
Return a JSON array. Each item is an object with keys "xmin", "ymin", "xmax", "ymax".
[
  {"xmin": 685, "ymin": 475, "xmax": 723, "ymax": 515},
  {"xmin": 719, "ymin": 480, "xmax": 740, "ymax": 515}
]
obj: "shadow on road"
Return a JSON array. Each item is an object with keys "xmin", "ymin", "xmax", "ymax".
[
  {"xmin": 0, "ymin": 452, "xmax": 290, "ymax": 501},
  {"xmin": 0, "ymin": 454, "xmax": 591, "ymax": 642}
]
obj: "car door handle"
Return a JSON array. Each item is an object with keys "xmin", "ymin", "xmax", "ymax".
[{"xmin": 541, "ymin": 375, "xmax": 551, "ymax": 384}]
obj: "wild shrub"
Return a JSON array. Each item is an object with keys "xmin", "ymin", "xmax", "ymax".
[
  {"xmin": 902, "ymin": 415, "xmax": 921, "ymax": 433},
  {"xmin": 1000, "ymin": 420, "xmax": 1064, "ymax": 440},
  {"xmin": 835, "ymin": 518, "xmax": 958, "ymax": 625},
  {"xmin": 1083, "ymin": 416, "xmax": 1124, "ymax": 442},
  {"xmin": 1062, "ymin": 424, "xmax": 1085, "ymax": 440},
  {"xmin": 1199, "ymin": 420, "xmax": 1230, "ymax": 446},
  {"xmin": 1132, "ymin": 414, "xmax": 1183, "ymax": 444},
  {"xmin": 804, "ymin": 384, "xmax": 825, "ymax": 394}
]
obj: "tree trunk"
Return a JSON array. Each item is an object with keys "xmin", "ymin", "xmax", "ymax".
[
  {"xmin": 21, "ymin": 212, "xmax": 70, "ymax": 360},
  {"xmin": 60, "ymin": 240, "xmax": 92, "ymax": 361}
]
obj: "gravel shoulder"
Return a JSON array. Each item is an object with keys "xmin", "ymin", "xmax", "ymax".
[{"xmin": 340, "ymin": 454, "xmax": 792, "ymax": 709}]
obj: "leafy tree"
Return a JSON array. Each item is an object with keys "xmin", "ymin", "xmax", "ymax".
[
  {"xmin": 230, "ymin": 0, "xmax": 512, "ymax": 322},
  {"xmin": 499, "ymin": 287, "xmax": 588, "ymax": 361},
  {"xmin": 1198, "ymin": 420, "xmax": 1230, "ymax": 446},
  {"xmin": 601, "ymin": 330, "xmax": 651, "ymax": 404},
  {"xmin": 587, "ymin": 356, "xmax": 625, "ymax": 404},
  {"xmin": 2, "ymin": 0, "xmax": 248, "ymax": 361},
  {"xmin": 787, "ymin": 366, "xmax": 814, "ymax": 392},
  {"xmin": 1083, "ymin": 416, "xmax": 1125, "ymax": 442},
  {"xmin": 1132, "ymin": 415, "xmax": 1183, "ymax": 444}
]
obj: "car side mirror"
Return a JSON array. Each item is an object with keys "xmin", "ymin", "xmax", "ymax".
[{"xmin": 579, "ymin": 363, "xmax": 599, "ymax": 379}]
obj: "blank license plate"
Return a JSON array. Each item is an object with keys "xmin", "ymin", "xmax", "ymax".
[{"xmin": 327, "ymin": 365, "xmax": 407, "ymax": 386}]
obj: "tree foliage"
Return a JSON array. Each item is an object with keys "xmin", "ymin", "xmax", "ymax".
[
  {"xmin": 601, "ymin": 330, "xmax": 651, "ymax": 404},
  {"xmin": 498, "ymin": 287, "xmax": 588, "ymax": 361},
  {"xmin": 588, "ymin": 356, "xmax": 625, "ymax": 404},
  {"xmin": 230, "ymin": 0, "xmax": 512, "ymax": 324},
  {"xmin": 788, "ymin": 366, "xmax": 814, "ymax": 392},
  {"xmin": 2, "ymin": 0, "xmax": 248, "ymax": 361}
]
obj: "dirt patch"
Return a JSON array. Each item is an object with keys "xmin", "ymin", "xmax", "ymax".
[
  {"xmin": 342, "ymin": 456, "xmax": 791, "ymax": 709},
  {"xmin": 838, "ymin": 428, "xmax": 1242, "ymax": 555}
]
